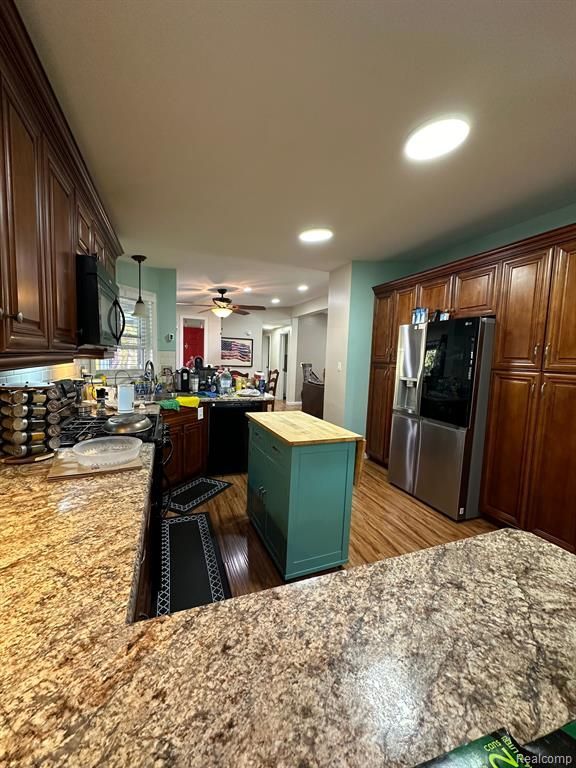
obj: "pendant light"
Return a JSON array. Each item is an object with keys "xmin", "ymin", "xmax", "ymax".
[{"xmin": 131, "ymin": 254, "xmax": 147, "ymax": 317}]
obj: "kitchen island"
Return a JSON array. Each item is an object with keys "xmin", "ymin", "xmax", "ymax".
[
  {"xmin": 246, "ymin": 411, "xmax": 363, "ymax": 578},
  {"xmin": 0, "ymin": 451, "xmax": 575, "ymax": 766}
]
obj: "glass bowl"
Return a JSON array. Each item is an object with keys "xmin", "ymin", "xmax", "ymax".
[{"xmin": 72, "ymin": 436, "xmax": 142, "ymax": 467}]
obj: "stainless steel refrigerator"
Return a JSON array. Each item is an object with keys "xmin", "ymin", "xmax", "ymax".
[{"xmin": 388, "ymin": 316, "xmax": 495, "ymax": 520}]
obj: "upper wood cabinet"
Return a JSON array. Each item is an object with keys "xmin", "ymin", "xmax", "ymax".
[
  {"xmin": 416, "ymin": 275, "xmax": 453, "ymax": 313},
  {"xmin": 390, "ymin": 286, "xmax": 417, "ymax": 362},
  {"xmin": 372, "ymin": 294, "xmax": 393, "ymax": 362},
  {"xmin": 544, "ymin": 242, "xmax": 576, "ymax": 372},
  {"xmin": 527, "ymin": 375, "xmax": 576, "ymax": 552},
  {"xmin": 481, "ymin": 370, "xmax": 539, "ymax": 527},
  {"xmin": 453, "ymin": 262, "xmax": 499, "ymax": 317},
  {"xmin": 493, "ymin": 248, "xmax": 553, "ymax": 370},
  {"xmin": 0, "ymin": 75, "xmax": 49, "ymax": 353},
  {"xmin": 76, "ymin": 197, "xmax": 92, "ymax": 256},
  {"xmin": 44, "ymin": 141, "xmax": 76, "ymax": 349},
  {"xmin": 0, "ymin": 2, "xmax": 123, "ymax": 368}
]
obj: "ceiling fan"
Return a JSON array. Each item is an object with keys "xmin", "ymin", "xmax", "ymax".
[{"xmin": 180, "ymin": 288, "xmax": 267, "ymax": 317}]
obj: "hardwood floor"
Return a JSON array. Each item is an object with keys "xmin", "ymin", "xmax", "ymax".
[{"xmin": 199, "ymin": 414, "xmax": 498, "ymax": 596}]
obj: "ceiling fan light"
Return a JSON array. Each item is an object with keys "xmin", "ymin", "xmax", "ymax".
[
  {"xmin": 212, "ymin": 306, "xmax": 233, "ymax": 318},
  {"xmin": 133, "ymin": 298, "xmax": 147, "ymax": 317}
]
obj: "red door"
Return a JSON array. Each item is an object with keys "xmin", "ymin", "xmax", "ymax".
[{"xmin": 183, "ymin": 326, "xmax": 204, "ymax": 367}]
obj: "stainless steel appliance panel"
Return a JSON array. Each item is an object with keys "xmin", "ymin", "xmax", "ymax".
[
  {"xmin": 388, "ymin": 412, "xmax": 420, "ymax": 494},
  {"xmin": 393, "ymin": 324, "xmax": 427, "ymax": 414},
  {"xmin": 414, "ymin": 418, "xmax": 466, "ymax": 520}
]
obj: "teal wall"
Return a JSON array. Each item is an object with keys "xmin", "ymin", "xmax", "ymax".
[
  {"xmin": 343, "ymin": 201, "xmax": 576, "ymax": 436},
  {"xmin": 116, "ymin": 260, "xmax": 177, "ymax": 352}
]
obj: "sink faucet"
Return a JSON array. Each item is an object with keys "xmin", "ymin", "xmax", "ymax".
[
  {"xmin": 144, "ymin": 360, "xmax": 155, "ymax": 397},
  {"xmin": 113, "ymin": 369, "xmax": 132, "ymax": 386}
]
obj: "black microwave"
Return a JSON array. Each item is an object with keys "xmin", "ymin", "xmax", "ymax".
[{"xmin": 76, "ymin": 254, "xmax": 125, "ymax": 347}]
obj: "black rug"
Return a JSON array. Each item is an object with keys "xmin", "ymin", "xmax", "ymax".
[
  {"xmin": 163, "ymin": 477, "xmax": 231, "ymax": 514},
  {"xmin": 156, "ymin": 512, "xmax": 231, "ymax": 616}
]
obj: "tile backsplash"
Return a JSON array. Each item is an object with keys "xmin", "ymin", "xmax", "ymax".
[{"xmin": 0, "ymin": 362, "xmax": 81, "ymax": 387}]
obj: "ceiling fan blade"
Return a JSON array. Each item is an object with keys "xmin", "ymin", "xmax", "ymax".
[
  {"xmin": 176, "ymin": 303, "xmax": 214, "ymax": 307},
  {"xmin": 235, "ymin": 304, "xmax": 267, "ymax": 310},
  {"xmin": 232, "ymin": 308, "xmax": 250, "ymax": 316}
]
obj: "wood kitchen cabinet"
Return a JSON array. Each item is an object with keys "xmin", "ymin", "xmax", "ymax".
[
  {"xmin": 390, "ymin": 286, "xmax": 417, "ymax": 362},
  {"xmin": 0, "ymin": 74, "xmax": 49, "ymax": 353},
  {"xmin": 481, "ymin": 370, "xmax": 540, "ymax": 527},
  {"xmin": 44, "ymin": 141, "xmax": 77, "ymax": 349},
  {"xmin": 76, "ymin": 197, "xmax": 92, "ymax": 256},
  {"xmin": 162, "ymin": 408, "xmax": 208, "ymax": 488},
  {"xmin": 372, "ymin": 293, "xmax": 394, "ymax": 362},
  {"xmin": 416, "ymin": 275, "xmax": 453, "ymax": 313},
  {"xmin": 0, "ymin": 2, "xmax": 123, "ymax": 368},
  {"xmin": 493, "ymin": 248, "xmax": 553, "ymax": 370},
  {"xmin": 453, "ymin": 262, "xmax": 499, "ymax": 316},
  {"xmin": 527, "ymin": 375, "xmax": 576, "ymax": 552},
  {"xmin": 544, "ymin": 241, "xmax": 576, "ymax": 372},
  {"xmin": 366, "ymin": 363, "xmax": 394, "ymax": 465}
]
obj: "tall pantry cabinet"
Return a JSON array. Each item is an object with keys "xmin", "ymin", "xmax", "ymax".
[{"xmin": 367, "ymin": 227, "xmax": 576, "ymax": 552}]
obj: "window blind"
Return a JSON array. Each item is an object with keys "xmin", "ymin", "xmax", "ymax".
[{"xmin": 98, "ymin": 294, "xmax": 155, "ymax": 371}]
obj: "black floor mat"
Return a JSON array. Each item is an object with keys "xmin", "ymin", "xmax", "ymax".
[
  {"xmin": 163, "ymin": 477, "xmax": 231, "ymax": 514},
  {"xmin": 155, "ymin": 512, "xmax": 231, "ymax": 616}
]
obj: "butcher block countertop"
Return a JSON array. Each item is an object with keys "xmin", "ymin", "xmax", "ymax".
[{"xmin": 246, "ymin": 410, "xmax": 363, "ymax": 446}]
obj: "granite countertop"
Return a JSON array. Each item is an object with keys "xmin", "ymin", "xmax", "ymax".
[{"xmin": 0, "ymin": 448, "xmax": 575, "ymax": 768}]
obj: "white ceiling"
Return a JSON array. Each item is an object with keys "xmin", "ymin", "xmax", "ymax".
[{"xmin": 17, "ymin": 0, "xmax": 576, "ymax": 305}]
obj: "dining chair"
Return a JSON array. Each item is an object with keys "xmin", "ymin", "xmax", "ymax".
[{"xmin": 266, "ymin": 369, "xmax": 279, "ymax": 411}]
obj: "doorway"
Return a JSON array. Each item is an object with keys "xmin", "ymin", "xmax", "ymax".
[
  {"xmin": 280, "ymin": 331, "xmax": 289, "ymax": 401},
  {"xmin": 183, "ymin": 319, "xmax": 204, "ymax": 368}
]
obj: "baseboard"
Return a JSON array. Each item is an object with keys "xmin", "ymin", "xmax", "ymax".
[{"xmin": 285, "ymin": 400, "xmax": 302, "ymax": 407}]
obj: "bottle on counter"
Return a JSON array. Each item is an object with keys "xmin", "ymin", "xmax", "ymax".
[
  {"xmin": 218, "ymin": 368, "xmax": 233, "ymax": 396},
  {"xmin": 2, "ymin": 443, "xmax": 48, "ymax": 458},
  {"xmin": 1, "ymin": 429, "xmax": 46, "ymax": 445},
  {"xmin": 0, "ymin": 404, "xmax": 47, "ymax": 419}
]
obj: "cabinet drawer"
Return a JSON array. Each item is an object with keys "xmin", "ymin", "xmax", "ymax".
[{"xmin": 250, "ymin": 423, "xmax": 291, "ymax": 469}]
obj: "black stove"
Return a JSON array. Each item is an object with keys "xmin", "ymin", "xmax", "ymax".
[{"xmin": 59, "ymin": 412, "xmax": 162, "ymax": 447}]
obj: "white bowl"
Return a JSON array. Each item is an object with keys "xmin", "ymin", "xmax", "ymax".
[{"xmin": 72, "ymin": 436, "xmax": 142, "ymax": 467}]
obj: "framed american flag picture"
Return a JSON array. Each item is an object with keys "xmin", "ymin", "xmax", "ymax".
[{"xmin": 220, "ymin": 336, "xmax": 253, "ymax": 367}]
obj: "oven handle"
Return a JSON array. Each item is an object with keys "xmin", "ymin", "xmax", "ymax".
[
  {"xmin": 162, "ymin": 434, "xmax": 174, "ymax": 466},
  {"xmin": 108, "ymin": 298, "xmax": 126, "ymax": 345}
]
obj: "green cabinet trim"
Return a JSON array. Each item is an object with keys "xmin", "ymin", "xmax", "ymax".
[{"xmin": 247, "ymin": 422, "xmax": 356, "ymax": 580}]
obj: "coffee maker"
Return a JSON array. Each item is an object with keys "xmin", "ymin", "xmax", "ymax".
[{"xmin": 174, "ymin": 367, "xmax": 190, "ymax": 392}]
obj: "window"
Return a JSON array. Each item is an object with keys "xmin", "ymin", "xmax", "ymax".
[{"xmin": 95, "ymin": 285, "xmax": 157, "ymax": 374}]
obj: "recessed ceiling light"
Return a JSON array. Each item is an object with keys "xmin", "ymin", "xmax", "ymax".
[
  {"xmin": 404, "ymin": 117, "xmax": 470, "ymax": 161},
  {"xmin": 297, "ymin": 284, "xmax": 309, "ymax": 292},
  {"xmin": 271, "ymin": 298, "xmax": 280, "ymax": 304},
  {"xmin": 243, "ymin": 287, "xmax": 252, "ymax": 293},
  {"xmin": 298, "ymin": 228, "xmax": 333, "ymax": 244}
]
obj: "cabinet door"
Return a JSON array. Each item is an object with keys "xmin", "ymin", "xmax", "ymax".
[
  {"xmin": 92, "ymin": 221, "xmax": 106, "ymax": 264},
  {"xmin": 263, "ymin": 455, "xmax": 289, "ymax": 568},
  {"xmin": 44, "ymin": 142, "xmax": 76, "ymax": 349},
  {"xmin": 0, "ymin": 77, "xmax": 49, "ymax": 352},
  {"xmin": 493, "ymin": 249, "xmax": 553, "ymax": 369},
  {"xmin": 76, "ymin": 198, "xmax": 92, "ymax": 256},
  {"xmin": 182, "ymin": 420, "xmax": 204, "ymax": 481},
  {"xmin": 372, "ymin": 293, "xmax": 393, "ymax": 362},
  {"xmin": 163, "ymin": 425, "xmax": 183, "ymax": 488},
  {"xmin": 416, "ymin": 275, "xmax": 453, "ymax": 313},
  {"xmin": 527, "ymin": 375, "xmax": 576, "ymax": 552},
  {"xmin": 453, "ymin": 262, "xmax": 499, "ymax": 317},
  {"xmin": 481, "ymin": 370, "xmax": 539, "ymax": 527},
  {"xmin": 366, "ymin": 363, "xmax": 393, "ymax": 465},
  {"xmin": 390, "ymin": 286, "xmax": 417, "ymax": 362},
  {"xmin": 544, "ymin": 242, "xmax": 576, "ymax": 372}
]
